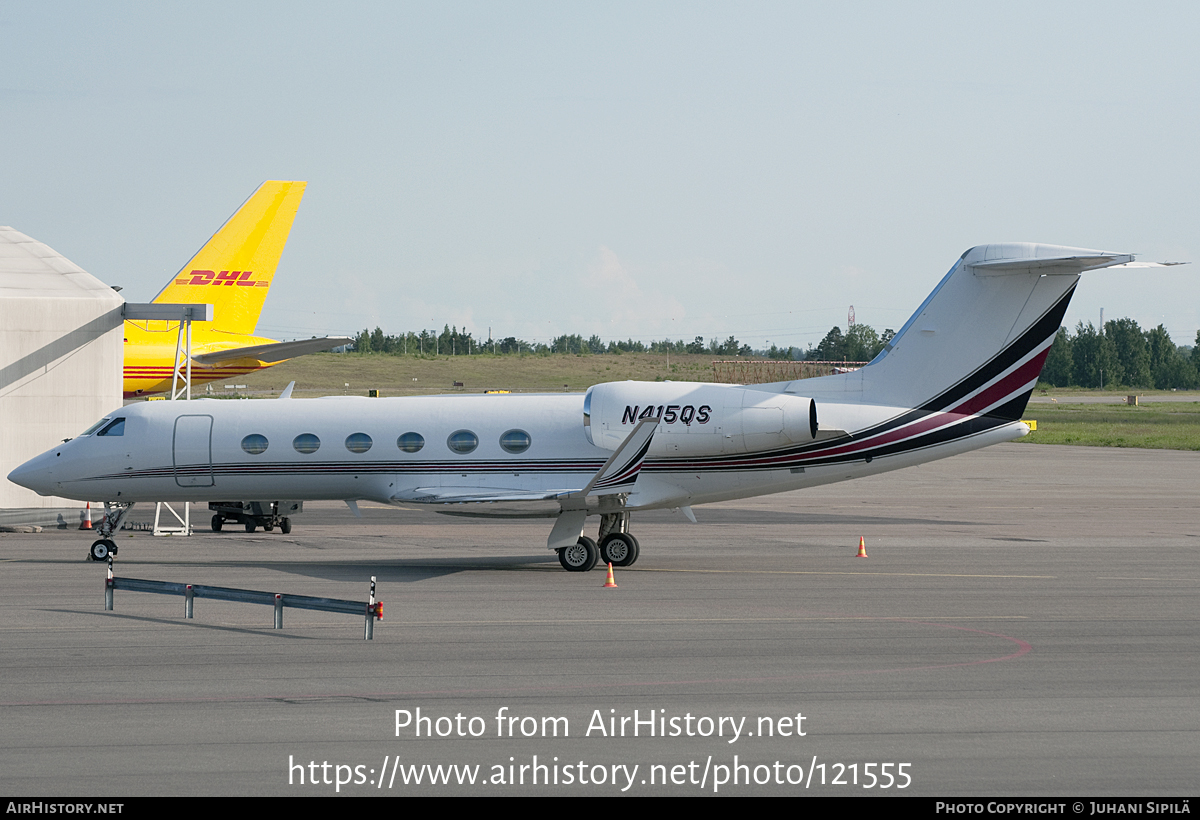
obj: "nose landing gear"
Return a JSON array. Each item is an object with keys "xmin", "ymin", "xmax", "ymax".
[
  {"xmin": 89, "ymin": 539, "xmax": 117, "ymax": 562},
  {"xmin": 87, "ymin": 502, "xmax": 132, "ymax": 561}
]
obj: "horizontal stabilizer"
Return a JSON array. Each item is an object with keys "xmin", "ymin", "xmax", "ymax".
[
  {"xmin": 1088, "ymin": 260, "xmax": 1188, "ymax": 270},
  {"xmin": 806, "ymin": 242, "xmax": 1162, "ymax": 417},
  {"xmin": 192, "ymin": 336, "xmax": 352, "ymax": 365},
  {"xmin": 971, "ymin": 252, "xmax": 1134, "ymax": 273}
]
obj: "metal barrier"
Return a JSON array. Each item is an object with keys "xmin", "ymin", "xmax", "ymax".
[{"xmin": 103, "ymin": 558, "xmax": 382, "ymax": 639}]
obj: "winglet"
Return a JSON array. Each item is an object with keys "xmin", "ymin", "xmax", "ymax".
[
  {"xmin": 575, "ymin": 416, "xmax": 658, "ymax": 497},
  {"xmin": 279, "ymin": 381, "xmax": 295, "ymax": 399}
]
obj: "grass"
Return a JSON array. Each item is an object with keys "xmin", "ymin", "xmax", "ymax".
[
  {"xmin": 1021, "ymin": 401, "xmax": 1200, "ymax": 450},
  {"xmin": 219, "ymin": 352, "xmax": 718, "ymax": 398}
]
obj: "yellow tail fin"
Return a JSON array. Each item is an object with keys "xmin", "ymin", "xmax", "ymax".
[{"xmin": 151, "ymin": 180, "xmax": 306, "ymax": 335}]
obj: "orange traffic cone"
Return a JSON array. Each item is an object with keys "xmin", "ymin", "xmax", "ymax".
[
  {"xmin": 79, "ymin": 502, "xmax": 93, "ymax": 530},
  {"xmin": 855, "ymin": 536, "xmax": 868, "ymax": 558},
  {"xmin": 603, "ymin": 562, "xmax": 618, "ymax": 588}
]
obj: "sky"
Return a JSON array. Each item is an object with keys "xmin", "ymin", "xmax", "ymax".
[{"xmin": 2, "ymin": 2, "xmax": 1198, "ymax": 351}]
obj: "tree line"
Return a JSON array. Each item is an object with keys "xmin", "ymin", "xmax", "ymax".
[
  {"xmin": 351, "ymin": 323, "xmax": 901, "ymax": 361},
  {"xmin": 350, "ymin": 319, "xmax": 1200, "ymax": 390},
  {"xmin": 352, "ymin": 326, "xmax": 755, "ymax": 357},
  {"xmin": 1040, "ymin": 320, "xmax": 1199, "ymax": 389}
]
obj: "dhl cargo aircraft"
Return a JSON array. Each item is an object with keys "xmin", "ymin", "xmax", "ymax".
[
  {"xmin": 9, "ymin": 243, "xmax": 1179, "ymax": 570},
  {"xmin": 123, "ymin": 180, "xmax": 350, "ymax": 397}
]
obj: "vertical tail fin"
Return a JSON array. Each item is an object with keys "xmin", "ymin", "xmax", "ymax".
[
  {"xmin": 806, "ymin": 244, "xmax": 1135, "ymax": 421},
  {"xmin": 151, "ymin": 181, "xmax": 306, "ymax": 335}
]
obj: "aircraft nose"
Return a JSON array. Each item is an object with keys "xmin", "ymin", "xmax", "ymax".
[{"xmin": 7, "ymin": 452, "xmax": 57, "ymax": 496}]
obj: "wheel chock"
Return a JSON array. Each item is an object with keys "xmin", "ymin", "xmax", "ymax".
[
  {"xmin": 856, "ymin": 536, "xmax": 868, "ymax": 558},
  {"xmin": 603, "ymin": 562, "xmax": 618, "ymax": 588}
]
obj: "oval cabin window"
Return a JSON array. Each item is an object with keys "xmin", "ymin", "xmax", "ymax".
[
  {"xmin": 447, "ymin": 430, "xmax": 479, "ymax": 454},
  {"xmin": 397, "ymin": 432, "xmax": 425, "ymax": 453},
  {"xmin": 293, "ymin": 433, "xmax": 320, "ymax": 454},
  {"xmin": 499, "ymin": 429, "xmax": 531, "ymax": 454},
  {"xmin": 345, "ymin": 433, "xmax": 373, "ymax": 453},
  {"xmin": 241, "ymin": 434, "xmax": 269, "ymax": 455}
]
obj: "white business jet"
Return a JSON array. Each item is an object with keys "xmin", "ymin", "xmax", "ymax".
[{"xmin": 8, "ymin": 243, "xmax": 1163, "ymax": 571}]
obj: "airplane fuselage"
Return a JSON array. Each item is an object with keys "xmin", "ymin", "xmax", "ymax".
[{"xmin": 11, "ymin": 388, "xmax": 1028, "ymax": 514}]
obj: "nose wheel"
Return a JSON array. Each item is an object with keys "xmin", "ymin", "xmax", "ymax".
[{"xmin": 89, "ymin": 539, "xmax": 117, "ymax": 562}]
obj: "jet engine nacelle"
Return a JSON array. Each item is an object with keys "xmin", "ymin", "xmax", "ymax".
[{"xmin": 584, "ymin": 381, "xmax": 817, "ymax": 456}]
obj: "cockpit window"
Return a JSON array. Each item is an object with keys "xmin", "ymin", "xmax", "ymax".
[
  {"xmin": 81, "ymin": 418, "xmax": 111, "ymax": 436},
  {"xmin": 96, "ymin": 418, "xmax": 126, "ymax": 437}
]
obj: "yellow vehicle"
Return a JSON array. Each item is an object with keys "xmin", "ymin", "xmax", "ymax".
[{"xmin": 122, "ymin": 181, "xmax": 349, "ymax": 397}]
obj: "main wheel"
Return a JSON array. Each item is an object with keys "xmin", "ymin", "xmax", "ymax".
[
  {"xmin": 264, "ymin": 523, "xmax": 274, "ymax": 532},
  {"xmin": 211, "ymin": 514, "xmax": 223, "ymax": 532},
  {"xmin": 279, "ymin": 518, "xmax": 292, "ymax": 534},
  {"xmin": 89, "ymin": 539, "xmax": 115, "ymax": 561},
  {"xmin": 558, "ymin": 536, "xmax": 599, "ymax": 572},
  {"xmin": 600, "ymin": 532, "xmax": 640, "ymax": 567},
  {"xmin": 244, "ymin": 520, "xmax": 256, "ymax": 533}
]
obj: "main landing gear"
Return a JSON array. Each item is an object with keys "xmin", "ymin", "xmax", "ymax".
[
  {"xmin": 599, "ymin": 531, "xmax": 640, "ymax": 567},
  {"xmin": 556, "ymin": 512, "xmax": 641, "ymax": 572},
  {"xmin": 558, "ymin": 536, "xmax": 599, "ymax": 572}
]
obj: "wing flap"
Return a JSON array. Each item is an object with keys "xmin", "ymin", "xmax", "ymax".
[{"xmin": 391, "ymin": 487, "xmax": 572, "ymax": 504}]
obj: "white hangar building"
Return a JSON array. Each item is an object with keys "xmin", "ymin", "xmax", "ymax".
[{"xmin": 0, "ymin": 227, "xmax": 124, "ymax": 527}]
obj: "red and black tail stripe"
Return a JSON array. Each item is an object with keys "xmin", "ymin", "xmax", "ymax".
[{"xmin": 644, "ymin": 283, "xmax": 1075, "ymax": 473}]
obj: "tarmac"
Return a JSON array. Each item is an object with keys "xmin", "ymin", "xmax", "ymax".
[{"xmin": 0, "ymin": 442, "xmax": 1196, "ymax": 796}]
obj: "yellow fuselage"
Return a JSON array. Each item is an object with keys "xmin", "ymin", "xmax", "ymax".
[{"xmin": 122, "ymin": 320, "xmax": 278, "ymax": 397}]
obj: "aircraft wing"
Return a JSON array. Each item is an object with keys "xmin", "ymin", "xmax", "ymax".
[
  {"xmin": 191, "ymin": 336, "xmax": 353, "ymax": 365},
  {"xmin": 387, "ymin": 417, "xmax": 660, "ymax": 514}
]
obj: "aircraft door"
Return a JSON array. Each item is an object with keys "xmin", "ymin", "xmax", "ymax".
[{"xmin": 174, "ymin": 414, "xmax": 215, "ymax": 487}]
